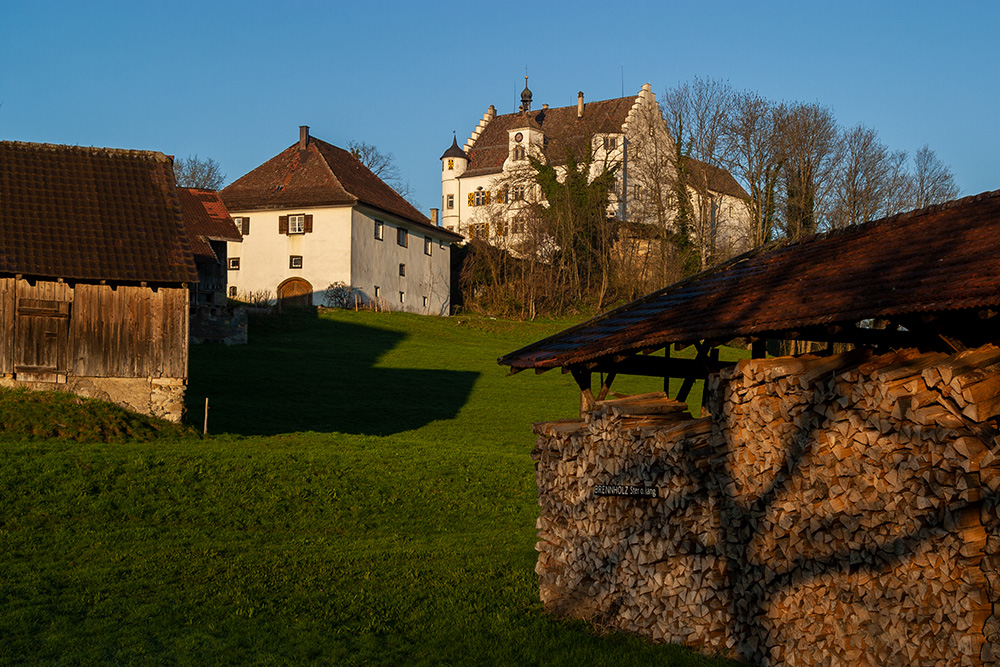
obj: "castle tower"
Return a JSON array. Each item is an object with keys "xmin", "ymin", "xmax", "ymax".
[{"xmin": 440, "ymin": 135, "xmax": 468, "ymax": 232}]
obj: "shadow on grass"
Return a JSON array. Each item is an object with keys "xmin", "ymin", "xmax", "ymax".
[{"xmin": 185, "ymin": 309, "xmax": 479, "ymax": 436}]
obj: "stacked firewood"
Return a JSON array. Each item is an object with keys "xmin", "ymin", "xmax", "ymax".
[{"xmin": 533, "ymin": 345, "xmax": 1000, "ymax": 667}]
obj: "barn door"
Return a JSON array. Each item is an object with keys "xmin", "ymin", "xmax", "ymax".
[
  {"xmin": 15, "ymin": 299, "xmax": 70, "ymax": 382},
  {"xmin": 278, "ymin": 278, "xmax": 313, "ymax": 311}
]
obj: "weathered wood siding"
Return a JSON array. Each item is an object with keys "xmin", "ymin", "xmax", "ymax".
[{"xmin": 0, "ymin": 278, "xmax": 188, "ymax": 380}]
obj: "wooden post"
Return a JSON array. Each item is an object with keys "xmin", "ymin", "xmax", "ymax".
[
  {"xmin": 662, "ymin": 347, "xmax": 671, "ymax": 396},
  {"xmin": 203, "ymin": 397, "xmax": 209, "ymax": 435},
  {"xmin": 570, "ymin": 369, "xmax": 595, "ymax": 418}
]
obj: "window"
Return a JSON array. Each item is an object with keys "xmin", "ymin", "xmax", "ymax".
[
  {"xmin": 233, "ymin": 216, "xmax": 249, "ymax": 235},
  {"xmin": 513, "ymin": 146, "xmax": 526, "ymax": 160},
  {"xmin": 447, "ymin": 158, "xmax": 454, "ymax": 170},
  {"xmin": 279, "ymin": 214, "xmax": 312, "ymax": 235},
  {"xmin": 399, "ymin": 263, "xmax": 406, "ymax": 277},
  {"xmin": 290, "ymin": 255, "xmax": 303, "ymax": 269},
  {"xmin": 470, "ymin": 222, "xmax": 488, "ymax": 240},
  {"xmin": 229, "ymin": 286, "xmax": 238, "ymax": 297},
  {"xmin": 397, "ymin": 228, "xmax": 408, "ymax": 247},
  {"xmin": 603, "ymin": 137, "xmax": 618, "ymax": 151},
  {"xmin": 422, "ymin": 296, "xmax": 428, "ymax": 307},
  {"xmin": 471, "ymin": 187, "xmax": 489, "ymax": 207},
  {"xmin": 399, "ymin": 291, "xmax": 405, "ymax": 304},
  {"xmin": 228, "ymin": 257, "xmax": 240, "ymax": 270},
  {"xmin": 374, "ymin": 285, "xmax": 381, "ymax": 298},
  {"xmin": 375, "ymin": 220, "xmax": 384, "ymax": 240},
  {"xmin": 512, "ymin": 184, "xmax": 525, "ymax": 201},
  {"xmin": 446, "ymin": 194, "xmax": 454, "ymax": 210},
  {"xmin": 424, "ymin": 237, "xmax": 432, "ymax": 256}
]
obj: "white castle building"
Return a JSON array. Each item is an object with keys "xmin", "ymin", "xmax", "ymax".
[{"xmin": 440, "ymin": 81, "xmax": 749, "ymax": 254}]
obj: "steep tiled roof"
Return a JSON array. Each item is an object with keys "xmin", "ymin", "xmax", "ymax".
[
  {"xmin": 499, "ymin": 190, "xmax": 1000, "ymax": 371},
  {"xmin": 463, "ymin": 96, "xmax": 636, "ymax": 178},
  {"xmin": 0, "ymin": 141, "xmax": 197, "ymax": 284},
  {"xmin": 177, "ymin": 188, "xmax": 241, "ymax": 265},
  {"xmin": 686, "ymin": 159, "xmax": 748, "ymax": 200},
  {"xmin": 221, "ymin": 134, "xmax": 462, "ymax": 240}
]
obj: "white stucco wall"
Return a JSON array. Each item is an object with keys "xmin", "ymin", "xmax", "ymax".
[
  {"xmin": 225, "ymin": 205, "xmax": 353, "ymax": 306},
  {"xmin": 350, "ymin": 205, "xmax": 452, "ymax": 316},
  {"xmin": 226, "ymin": 204, "xmax": 454, "ymax": 315}
]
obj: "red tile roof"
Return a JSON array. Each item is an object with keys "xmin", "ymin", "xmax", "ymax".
[
  {"xmin": 499, "ymin": 190, "xmax": 1000, "ymax": 371},
  {"xmin": 0, "ymin": 141, "xmax": 197, "ymax": 284},
  {"xmin": 177, "ymin": 188, "xmax": 241, "ymax": 264},
  {"xmin": 463, "ymin": 97, "xmax": 636, "ymax": 178},
  {"xmin": 462, "ymin": 96, "xmax": 748, "ymax": 200},
  {"xmin": 221, "ymin": 135, "xmax": 462, "ymax": 240}
]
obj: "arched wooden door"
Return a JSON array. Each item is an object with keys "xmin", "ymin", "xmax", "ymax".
[{"xmin": 278, "ymin": 278, "xmax": 313, "ymax": 311}]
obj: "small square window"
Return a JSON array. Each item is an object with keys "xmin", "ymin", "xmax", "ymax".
[
  {"xmin": 374, "ymin": 220, "xmax": 384, "ymax": 240},
  {"xmin": 229, "ymin": 286, "xmax": 238, "ymax": 297},
  {"xmin": 228, "ymin": 257, "xmax": 240, "ymax": 270},
  {"xmin": 399, "ymin": 263, "xmax": 406, "ymax": 277},
  {"xmin": 289, "ymin": 214, "xmax": 305, "ymax": 234},
  {"xmin": 603, "ymin": 137, "xmax": 617, "ymax": 151},
  {"xmin": 424, "ymin": 237, "xmax": 432, "ymax": 256},
  {"xmin": 397, "ymin": 228, "xmax": 408, "ymax": 247},
  {"xmin": 290, "ymin": 255, "xmax": 303, "ymax": 269}
]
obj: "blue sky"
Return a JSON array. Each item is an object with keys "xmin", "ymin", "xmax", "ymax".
[{"xmin": 2, "ymin": 0, "xmax": 996, "ymax": 216}]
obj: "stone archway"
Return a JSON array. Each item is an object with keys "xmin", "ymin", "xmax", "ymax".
[{"xmin": 277, "ymin": 277, "xmax": 313, "ymax": 311}]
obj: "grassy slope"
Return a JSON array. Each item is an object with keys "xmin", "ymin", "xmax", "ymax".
[{"xmin": 0, "ymin": 310, "xmax": 751, "ymax": 666}]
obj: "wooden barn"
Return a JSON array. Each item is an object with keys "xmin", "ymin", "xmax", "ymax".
[
  {"xmin": 500, "ymin": 191, "xmax": 1000, "ymax": 666},
  {"xmin": 0, "ymin": 141, "xmax": 197, "ymax": 421},
  {"xmin": 177, "ymin": 187, "xmax": 242, "ymax": 307}
]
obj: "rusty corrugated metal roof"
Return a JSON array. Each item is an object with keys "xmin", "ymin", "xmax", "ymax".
[{"xmin": 499, "ymin": 190, "xmax": 1000, "ymax": 370}]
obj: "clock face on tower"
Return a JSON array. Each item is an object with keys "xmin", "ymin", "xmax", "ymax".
[{"xmin": 514, "ymin": 132, "xmax": 523, "ymax": 143}]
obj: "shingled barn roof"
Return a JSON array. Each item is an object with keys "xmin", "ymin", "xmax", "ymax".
[
  {"xmin": 177, "ymin": 188, "xmax": 242, "ymax": 265},
  {"xmin": 0, "ymin": 141, "xmax": 197, "ymax": 284},
  {"xmin": 499, "ymin": 190, "xmax": 1000, "ymax": 372},
  {"xmin": 221, "ymin": 131, "xmax": 461, "ymax": 241}
]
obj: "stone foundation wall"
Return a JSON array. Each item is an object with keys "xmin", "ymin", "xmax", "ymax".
[
  {"xmin": 533, "ymin": 346, "xmax": 1000, "ymax": 666},
  {"xmin": 0, "ymin": 375, "xmax": 186, "ymax": 422}
]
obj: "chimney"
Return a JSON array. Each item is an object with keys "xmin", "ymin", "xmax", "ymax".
[
  {"xmin": 299, "ymin": 125, "xmax": 310, "ymax": 150},
  {"xmin": 430, "ymin": 208, "xmax": 439, "ymax": 225},
  {"xmin": 577, "ymin": 92, "xmax": 585, "ymax": 118},
  {"xmin": 542, "ymin": 103, "xmax": 549, "ymax": 110}
]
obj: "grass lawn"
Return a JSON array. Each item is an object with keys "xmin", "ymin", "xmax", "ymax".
[{"xmin": 0, "ymin": 308, "xmax": 751, "ymax": 666}]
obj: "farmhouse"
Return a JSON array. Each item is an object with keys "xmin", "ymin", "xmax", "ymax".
[
  {"xmin": 441, "ymin": 81, "xmax": 748, "ymax": 250},
  {"xmin": 222, "ymin": 127, "xmax": 462, "ymax": 314},
  {"xmin": 0, "ymin": 141, "xmax": 197, "ymax": 422},
  {"xmin": 500, "ymin": 190, "xmax": 1000, "ymax": 665}
]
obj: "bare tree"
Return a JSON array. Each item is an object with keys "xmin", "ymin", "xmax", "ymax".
[
  {"xmin": 724, "ymin": 90, "xmax": 783, "ymax": 248},
  {"xmin": 777, "ymin": 103, "xmax": 839, "ymax": 239},
  {"xmin": 827, "ymin": 124, "xmax": 909, "ymax": 229},
  {"xmin": 348, "ymin": 140, "xmax": 414, "ymax": 203},
  {"xmin": 174, "ymin": 155, "xmax": 226, "ymax": 190},
  {"xmin": 909, "ymin": 145, "xmax": 960, "ymax": 209},
  {"xmin": 662, "ymin": 78, "xmax": 737, "ymax": 271}
]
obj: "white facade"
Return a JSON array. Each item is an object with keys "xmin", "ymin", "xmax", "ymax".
[
  {"xmin": 226, "ymin": 204, "xmax": 454, "ymax": 315},
  {"xmin": 442, "ymin": 84, "xmax": 751, "ymax": 254}
]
